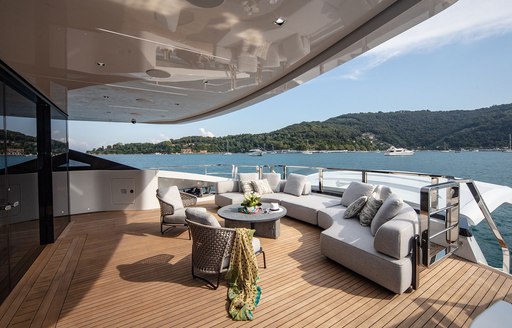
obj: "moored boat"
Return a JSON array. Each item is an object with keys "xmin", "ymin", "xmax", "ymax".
[{"xmin": 384, "ymin": 146, "xmax": 415, "ymax": 156}]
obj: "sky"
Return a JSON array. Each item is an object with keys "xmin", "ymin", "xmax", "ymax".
[{"xmin": 69, "ymin": 0, "xmax": 512, "ymax": 152}]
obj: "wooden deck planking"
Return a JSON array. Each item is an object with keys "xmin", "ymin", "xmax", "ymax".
[{"xmin": 0, "ymin": 207, "xmax": 511, "ymax": 327}]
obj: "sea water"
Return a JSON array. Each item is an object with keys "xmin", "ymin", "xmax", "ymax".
[{"xmin": 100, "ymin": 151, "xmax": 512, "ymax": 270}]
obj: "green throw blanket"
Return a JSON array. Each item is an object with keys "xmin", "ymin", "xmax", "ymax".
[{"xmin": 226, "ymin": 228, "xmax": 261, "ymax": 321}]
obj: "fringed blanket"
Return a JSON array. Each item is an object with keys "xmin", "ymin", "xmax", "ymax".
[{"xmin": 225, "ymin": 228, "xmax": 261, "ymax": 321}]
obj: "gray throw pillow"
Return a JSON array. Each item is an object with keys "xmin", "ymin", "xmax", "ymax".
[
  {"xmin": 283, "ymin": 173, "xmax": 307, "ymax": 196},
  {"xmin": 262, "ymin": 173, "xmax": 281, "ymax": 192},
  {"xmin": 340, "ymin": 182, "xmax": 375, "ymax": 207},
  {"xmin": 370, "ymin": 194, "xmax": 404, "ymax": 236},
  {"xmin": 185, "ymin": 208, "xmax": 221, "ymax": 227},
  {"xmin": 359, "ymin": 195, "xmax": 383, "ymax": 226},
  {"xmin": 343, "ymin": 196, "xmax": 368, "ymax": 219}
]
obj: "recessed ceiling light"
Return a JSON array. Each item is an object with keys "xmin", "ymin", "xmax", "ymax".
[
  {"xmin": 273, "ymin": 17, "xmax": 286, "ymax": 26},
  {"xmin": 146, "ymin": 69, "xmax": 171, "ymax": 78},
  {"xmin": 103, "ymin": 95, "xmax": 110, "ymax": 99},
  {"xmin": 97, "ymin": 62, "xmax": 106, "ymax": 67}
]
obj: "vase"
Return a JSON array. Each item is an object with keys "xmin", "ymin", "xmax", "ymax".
[{"xmin": 244, "ymin": 206, "xmax": 258, "ymax": 213}]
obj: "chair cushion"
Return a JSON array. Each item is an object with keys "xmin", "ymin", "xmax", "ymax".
[
  {"xmin": 371, "ymin": 194, "xmax": 404, "ymax": 236},
  {"xmin": 252, "ymin": 179, "xmax": 274, "ymax": 195},
  {"xmin": 343, "ymin": 196, "xmax": 368, "ymax": 219},
  {"xmin": 283, "ymin": 173, "xmax": 307, "ymax": 196},
  {"xmin": 340, "ymin": 182, "xmax": 375, "ymax": 207},
  {"xmin": 159, "ymin": 186, "xmax": 184, "ymax": 210},
  {"xmin": 262, "ymin": 173, "xmax": 281, "ymax": 192},
  {"xmin": 185, "ymin": 208, "xmax": 221, "ymax": 228},
  {"xmin": 162, "ymin": 208, "xmax": 187, "ymax": 224}
]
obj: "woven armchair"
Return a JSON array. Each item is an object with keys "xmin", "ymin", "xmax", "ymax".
[
  {"xmin": 186, "ymin": 219, "xmax": 266, "ymax": 289},
  {"xmin": 156, "ymin": 188, "xmax": 198, "ymax": 237}
]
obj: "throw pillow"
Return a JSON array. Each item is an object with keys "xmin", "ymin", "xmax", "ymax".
[
  {"xmin": 374, "ymin": 185, "xmax": 393, "ymax": 202},
  {"xmin": 340, "ymin": 182, "xmax": 375, "ymax": 207},
  {"xmin": 283, "ymin": 173, "xmax": 307, "ymax": 196},
  {"xmin": 302, "ymin": 181, "xmax": 312, "ymax": 195},
  {"xmin": 370, "ymin": 194, "xmax": 404, "ymax": 236},
  {"xmin": 359, "ymin": 195, "xmax": 383, "ymax": 226},
  {"xmin": 252, "ymin": 179, "xmax": 274, "ymax": 195},
  {"xmin": 240, "ymin": 180, "xmax": 254, "ymax": 194},
  {"xmin": 185, "ymin": 208, "xmax": 221, "ymax": 227},
  {"xmin": 238, "ymin": 172, "xmax": 259, "ymax": 191},
  {"xmin": 343, "ymin": 196, "xmax": 368, "ymax": 219},
  {"xmin": 159, "ymin": 186, "xmax": 184, "ymax": 210},
  {"xmin": 262, "ymin": 173, "xmax": 281, "ymax": 193}
]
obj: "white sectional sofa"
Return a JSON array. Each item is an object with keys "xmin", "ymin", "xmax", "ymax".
[{"xmin": 215, "ymin": 174, "xmax": 420, "ymax": 294}]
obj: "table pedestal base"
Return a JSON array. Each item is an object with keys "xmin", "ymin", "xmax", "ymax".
[{"xmin": 225, "ymin": 219, "xmax": 280, "ymax": 239}]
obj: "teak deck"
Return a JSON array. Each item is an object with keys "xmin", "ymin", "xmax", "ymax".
[{"xmin": 1, "ymin": 204, "xmax": 512, "ymax": 327}]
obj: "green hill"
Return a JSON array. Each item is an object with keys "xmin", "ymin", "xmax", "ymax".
[{"xmin": 87, "ymin": 103, "xmax": 512, "ymax": 154}]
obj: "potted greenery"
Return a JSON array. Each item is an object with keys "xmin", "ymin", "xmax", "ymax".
[{"xmin": 241, "ymin": 192, "xmax": 262, "ymax": 213}]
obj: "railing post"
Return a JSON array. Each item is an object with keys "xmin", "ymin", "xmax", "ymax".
[
  {"xmin": 231, "ymin": 165, "xmax": 236, "ymax": 179},
  {"xmin": 362, "ymin": 171, "xmax": 367, "ymax": 183},
  {"xmin": 319, "ymin": 169, "xmax": 324, "ymax": 193},
  {"xmin": 283, "ymin": 165, "xmax": 287, "ymax": 180},
  {"xmin": 431, "ymin": 177, "xmax": 439, "ymax": 209},
  {"xmin": 465, "ymin": 181, "xmax": 510, "ymax": 272}
]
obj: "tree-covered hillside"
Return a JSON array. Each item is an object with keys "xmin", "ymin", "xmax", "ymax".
[{"xmin": 87, "ymin": 103, "xmax": 512, "ymax": 154}]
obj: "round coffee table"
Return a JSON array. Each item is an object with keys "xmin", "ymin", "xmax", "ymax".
[{"xmin": 217, "ymin": 203, "xmax": 287, "ymax": 239}]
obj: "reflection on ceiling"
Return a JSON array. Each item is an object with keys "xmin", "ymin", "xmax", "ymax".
[{"xmin": 0, "ymin": 0, "xmax": 457, "ymax": 124}]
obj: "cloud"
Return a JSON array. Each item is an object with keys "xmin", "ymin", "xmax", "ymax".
[
  {"xmin": 199, "ymin": 128, "xmax": 215, "ymax": 138},
  {"xmin": 339, "ymin": 0, "xmax": 512, "ymax": 80},
  {"xmin": 68, "ymin": 138, "xmax": 91, "ymax": 152},
  {"xmin": 149, "ymin": 133, "xmax": 171, "ymax": 144}
]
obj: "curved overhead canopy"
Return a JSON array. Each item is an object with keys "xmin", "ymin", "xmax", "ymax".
[{"xmin": 0, "ymin": 0, "xmax": 457, "ymax": 124}]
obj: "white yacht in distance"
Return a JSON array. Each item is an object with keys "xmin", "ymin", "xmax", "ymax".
[
  {"xmin": 384, "ymin": 146, "xmax": 415, "ymax": 156},
  {"xmin": 248, "ymin": 149, "xmax": 263, "ymax": 156},
  {"xmin": 3, "ymin": 1, "xmax": 512, "ymax": 327}
]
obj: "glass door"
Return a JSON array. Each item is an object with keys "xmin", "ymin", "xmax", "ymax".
[{"xmin": 0, "ymin": 81, "xmax": 10, "ymax": 302}]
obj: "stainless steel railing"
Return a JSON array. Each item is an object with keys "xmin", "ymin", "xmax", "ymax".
[{"xmin": 457, "ymin": 179, "xmax": 510, "ymax": 272}]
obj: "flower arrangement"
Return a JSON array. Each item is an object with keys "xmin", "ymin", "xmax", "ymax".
[{"xmin": 241, "ymin": 192, "xmax": 262, "ymax": 208}]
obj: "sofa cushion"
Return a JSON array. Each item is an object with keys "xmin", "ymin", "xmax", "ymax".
[
  {"xmin": 216, "ymin": 180, "xmax": 239, "ymax": 194},
  {"xmin": 186, "ymin": 208, "xmax": 221, "ymax": 227},
  {"xmin": 340, "ymin": 182, "xmax": 375, "ymax": 207},
  {"xmin": 303, "ymin": 181, "xmax": 312, "ymax": 195},
  {"xmin": 262, "ymin": 173, "xmax": 281, "ymax": 192},
  {"xmin": 343, "ymin": 196, "xmax": 368, "ymax": 219},
  {"xmin": 374, "ymin": 205, "xmax": 419, "ymax": 259},
  {"xmin": 283, "ymin": 173, "xmax": 307, "ymax": 196},
  {"xmin": 359, "ymin": 196, "xmax": 383, "ymax": 226},
  {"xmin": 238, "ymin": 173, "xmax": 259, "ymax": 191},
  {"xmin": 159, "ymin": 186, "xmax": 184, "ymax": 210},
  {"xmin": 215, "ymin": 192, "xmax": 245, "ymax": 207},
  {"xmin": 281, "ymin": 194, "xmax": 340, "ymax": 225},
  {"xmin": 252, "ymin": 179, "xmax": 274, "ymax": 195},
  {"xmin": 374, "ymin": 185, "xmax": 393, "ymax": 201},
  {"xmin": 260, "ymin": 192, "xmax": 302, "ymax": 204},
  {"xmin": 317, "ymin": 206, "xmax": 345, "ymax": 229},
  {"xmin": 371, "ymin": 194, "xmax": 404, "ymax": 236},
  {"xmin": 320, "ymin": 219, "xmax": 412, "ymax": 294},
  {"xmin": 240, "ymin": 180, "xmax": 255, "ymax": 194}
]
